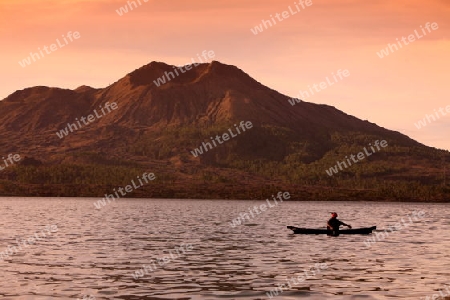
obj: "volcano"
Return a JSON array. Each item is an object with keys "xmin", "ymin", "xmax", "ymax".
[{"xmin": 0, "ymin": 61, "xmax": 448, "ymax": 201}]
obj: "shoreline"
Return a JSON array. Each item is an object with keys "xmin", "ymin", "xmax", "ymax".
[{"xmin": 0, "ymin": 194, "xmax": 448, "ymax": 203}]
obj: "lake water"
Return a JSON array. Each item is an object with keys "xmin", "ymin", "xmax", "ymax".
[{"xmin": 0, "ymin": 197, "xmax": 448, "ymax": 300}]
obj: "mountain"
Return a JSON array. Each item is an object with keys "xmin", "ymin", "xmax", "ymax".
[{"xmin": 0, "ymin": 61, "xmax": 448, "ymax": 201}]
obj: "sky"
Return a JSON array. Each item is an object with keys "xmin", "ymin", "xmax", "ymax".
[{"xmin": 1, "ymin": 0, "xmax": 449, "ymax": 150}]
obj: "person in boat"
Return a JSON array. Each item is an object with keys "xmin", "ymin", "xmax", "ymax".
[{"xmin": 327, "ymin": 212, "xmax": 352, "ymax": 231}]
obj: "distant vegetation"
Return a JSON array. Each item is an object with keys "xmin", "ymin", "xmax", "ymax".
[{"xmin": 0, "ymin": 124, "xmax": 448, "ymax": 202}]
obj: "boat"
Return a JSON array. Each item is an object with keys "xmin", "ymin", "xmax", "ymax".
[{"xmin": 287, "ymin": 226, "xmax": 376, "ymax": 235}]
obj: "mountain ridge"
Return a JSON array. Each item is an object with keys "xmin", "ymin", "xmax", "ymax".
[{"xmin": 0, "ymin": 60, "xmax": 448, "ymax": 201}]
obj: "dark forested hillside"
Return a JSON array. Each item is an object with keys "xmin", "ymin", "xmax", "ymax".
[{"xmin": 0, "ymin": 61, "xmax": 448, "ymax": 201}]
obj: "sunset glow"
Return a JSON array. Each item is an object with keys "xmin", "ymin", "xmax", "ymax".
[{"xmin": 1, "ymin": 0, "xmax": 449, "ymax": 149}]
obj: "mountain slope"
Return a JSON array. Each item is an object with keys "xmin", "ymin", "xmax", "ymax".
[{"xmin": 0, "ymin": 61, "xmax": 448, "ymax": 201}]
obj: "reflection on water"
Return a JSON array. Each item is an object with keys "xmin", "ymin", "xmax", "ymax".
[{"xmin": 0, "ymin": 198, "xmax": 448, "ymax": 300}]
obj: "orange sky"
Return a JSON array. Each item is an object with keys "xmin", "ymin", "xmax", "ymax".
[{"xmin": 1, "ymin": 0, "xmax": 449, "ymax": 149}]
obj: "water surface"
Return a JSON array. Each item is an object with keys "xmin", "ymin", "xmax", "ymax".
[{"xmin": 0, "ymin": 198, "xmax": 448, "ymax": 299}]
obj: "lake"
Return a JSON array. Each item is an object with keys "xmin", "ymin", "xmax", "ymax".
[{"xmin": 0, "ymin": 197, "xmax": 448, "ymax": 300}]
